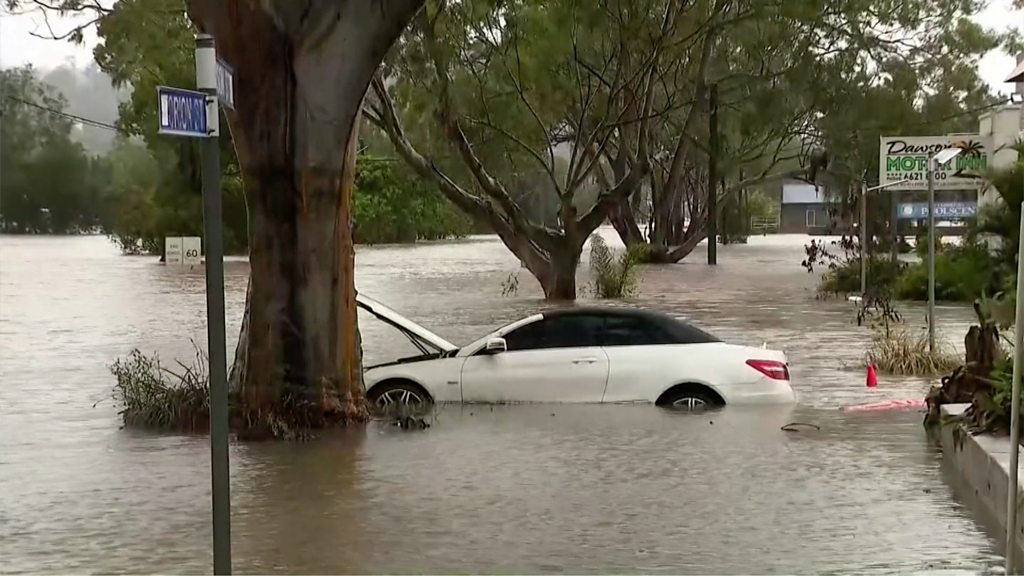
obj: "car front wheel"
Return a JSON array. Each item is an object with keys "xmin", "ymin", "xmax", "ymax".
[{"xmin": 367, "ymin": 380, "xmax": 432, "ymax": 410}]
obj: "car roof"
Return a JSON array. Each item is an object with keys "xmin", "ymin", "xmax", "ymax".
[
  {"xmin": 539, "ymin": 305, "xmax": 721, "ymax": 343},
  {"xmin": 542, "ymin": 305, "xmax": 671, "ymax": 321}
]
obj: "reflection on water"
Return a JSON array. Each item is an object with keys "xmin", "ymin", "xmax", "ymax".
[{"xmin": 0, "ymin": 232, "xmax": 1002, "ymax": 573}]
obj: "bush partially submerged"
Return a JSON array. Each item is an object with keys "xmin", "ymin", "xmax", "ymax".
[
  {"xmin": 110, "ymin": 346, "xmax": 428, "ymax": 438},
  {"xmin": 589, "ymin": 234, "xmax": 645, "ymax": 298},
  {"xmin": 867, "ymin": 325, "xmax": 960, "ymax": 376},
  {"xmin": 111, "ymin": 346, "xmax": 211, "ymax": 431}
]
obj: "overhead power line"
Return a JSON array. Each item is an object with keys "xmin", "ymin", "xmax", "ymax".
[{"xmin": 2, "ymin": 94, "xmax": 126, "ymax": 134}]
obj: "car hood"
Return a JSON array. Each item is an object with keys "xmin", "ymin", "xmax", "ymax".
[{"xmin": 356, "ymin": 293, "xmax": 457, "ymax": 354}]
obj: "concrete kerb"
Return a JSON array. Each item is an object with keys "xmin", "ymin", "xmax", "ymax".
[{"xmin": 940, "ymin": 403, "xmax": 1024, "ymax": 557}]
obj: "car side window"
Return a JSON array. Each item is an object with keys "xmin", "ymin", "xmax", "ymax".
[
  {"xmin": 503, "ymin": 315, "xmax": 603, "ymax": 351},
  {"xmin": 600, "ymin": 316, "xmax": 677, "ymax": 347}
]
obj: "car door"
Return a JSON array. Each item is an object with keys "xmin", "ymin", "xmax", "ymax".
[
  {"xmin": 598, "ymin": 314, "xmax": 691, "ymax": 402},
  {"xmin": 459, "ymin": 314, "xmax": 610, "ymax": 403}
]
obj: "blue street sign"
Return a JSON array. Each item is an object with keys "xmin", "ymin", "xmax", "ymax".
[
  {"xmin": 216, "ymin": 58, "xmax": 234, "ymax": 110},
  {"xmin": 157, "ymin": 86, "xmax": 209, "ymax": 137},
  {"xmin": 896, "ymin": 201, "xmax": 977, "ymax": 220}
]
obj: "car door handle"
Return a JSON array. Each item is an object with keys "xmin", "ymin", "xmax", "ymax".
[{"xmin": 572, "ymin": 358, "xmax": 598, "ymax": 364}]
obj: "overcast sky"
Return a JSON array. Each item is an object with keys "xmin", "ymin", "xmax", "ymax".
[{"xmin": 0, "ymin": 1, "xmax": 1021, "ymax": 91}]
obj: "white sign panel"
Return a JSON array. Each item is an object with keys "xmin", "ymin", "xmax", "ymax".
[
  {"xmin": 165, "ymin": 237, "xmax": 183, "ymax": 264},
  {"xmin": 182, "ymin": 236, "xmax": 202, "ymax": 265},
  {"xmin": 878, "ymin": 135, "xmax": 990, "ymax": 191}
]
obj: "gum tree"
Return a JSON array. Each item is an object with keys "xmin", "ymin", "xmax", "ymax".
[
  {"xmin": 367, "ymin": 0, "xmax": 682, "ymax": 300},
  {"xmin": 14, "ymin": 0, "xmax": 426, "ymax": 434}
]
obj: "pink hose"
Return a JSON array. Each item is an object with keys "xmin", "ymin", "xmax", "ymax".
[{"xmin": 839, "ymin": 398, "xmax": 926, "ymax": 412}]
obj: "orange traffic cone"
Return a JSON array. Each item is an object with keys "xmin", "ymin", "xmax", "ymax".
[{"xmin": 866, "ymin": 363, "xmax": 879, "ymax": 388}]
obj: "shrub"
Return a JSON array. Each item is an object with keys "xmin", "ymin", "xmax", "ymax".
[
  {"xmin": 817, "ymin": 257, "xmax": 903, "ymax": 296},
  {"xmin": 110, "ymin": 346, "xmax": 211, "ymax": 431},
  {"xmin": 894, "ymin": 241, "xmax": 1000, "ymax": 302},
  {"xmin": 866, "ymin": 325, "xmax": 960, "ymax": 376},
  {"xmin": 589, "ymin": 234, "xmax": 645, "ymax": 298}
]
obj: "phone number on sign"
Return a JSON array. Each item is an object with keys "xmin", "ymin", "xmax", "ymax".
[{"xmin": 884, "ymin": 171, "xmax": 949, "ymax": 181}]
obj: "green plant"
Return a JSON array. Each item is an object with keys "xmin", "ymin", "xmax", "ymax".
[
  {"xmin": 894, "ymin": 241, "xmax": 1001, "ymax": 302},
  {"xmin": 866, "ymin": 324, "xmax": 960, "ymax": 376},
  {"xmin": 589, "ymin": 234, "xmax": 645, "ymax": 298},
  {"xmin": 110, "ymin": 345, "xmax": 211, "ymax": 431},
  {"xmin": 975, "ymin": 150, "xmax": 1024, "ymax": 271},
  {"xmin": 817, "ymin": 257, "xmax": 903, "ymax": 296},
  {"xmin": 354, "ymin": 156, "xmax": 472, "ymax": 244}
]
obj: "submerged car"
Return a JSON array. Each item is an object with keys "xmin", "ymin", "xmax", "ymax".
[{"xmin": 356, "ymin": 294, "xmax": 795, "ymax": 411}]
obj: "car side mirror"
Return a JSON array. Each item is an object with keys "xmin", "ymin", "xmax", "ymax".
[{"xmin": 485, "ymin": 337, "xmax": 507, "ymax": 355}]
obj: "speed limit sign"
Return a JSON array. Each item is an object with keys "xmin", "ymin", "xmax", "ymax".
[{"xmin": 182, "ymin": 236, "xmax": 202, "ymax": 265}]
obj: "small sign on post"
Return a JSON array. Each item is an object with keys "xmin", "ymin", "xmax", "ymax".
[
  {"xmin": 183, "ymin": 236, "xmax": 202, "ymax": 266},
  {"xmin": 165, "ymin": 237, "xmax": 184, "ymax": 264}
]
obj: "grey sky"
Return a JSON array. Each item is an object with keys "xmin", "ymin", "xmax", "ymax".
[{"xmin": 1, "ymin": 1, "xmax": 1021, "ymax": 90}]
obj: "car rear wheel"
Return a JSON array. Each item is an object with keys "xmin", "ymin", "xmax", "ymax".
[
  {"xmin": 659, "ymin": 389, "xmax": 722, "ymax": 412},
  {"xmin": 368, "ymin": 380, "xmax": 432, "ymax": 410}
]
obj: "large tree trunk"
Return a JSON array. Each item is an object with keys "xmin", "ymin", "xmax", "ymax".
[
  {"xmin": 531, "ymin": 244, "xmax": 581, "ymax": 301},
  {"xmin": 188, "ymin": 0, "xmax": 424, "ymax": 435}
]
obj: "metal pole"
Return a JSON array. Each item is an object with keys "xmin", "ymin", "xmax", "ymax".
[
  {"xmin": 891, "ymin": 190, "xmax": 899, "ymax": 267},
  {"xmin": 707, "ymin": 83, "xmax": 719, "ymax": 265},
  {"xmin": 1007, "ymin": 179, "xmax": 1024, "ymax": 576},
  {"xmin": 927, "ymin": 153, "xmax": 936, "ymax": 352},
  {"xmin": 196, "ymin": 33, "xmax": 232, "ymax": 575},
  {"xmin": 860, "ymin": 182, "xmax": 867, "ymax": 296}
]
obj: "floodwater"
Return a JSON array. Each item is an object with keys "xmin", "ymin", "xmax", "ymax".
[{"xmin": 0, "ymin": 231, "xmax": 1005, "ymax": 573}]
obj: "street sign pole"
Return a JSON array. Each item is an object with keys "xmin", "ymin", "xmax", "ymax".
[
  {"xmin": 927, "ymin": 153, "xmax": 936, "ymax": 352},
  {"xmin": 196, "ymin": 33, "xmax": 231, "ymax": 575},
  {"xmin": 157, "ymin": 33, "xmax": 232, "ymax": 575},
  {"xmin": 860, "ymin": 181, "xmax": 867, "ymax": 296}
]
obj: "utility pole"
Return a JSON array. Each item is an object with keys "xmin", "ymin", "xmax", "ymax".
[
  {"xmin": 890, "ymin": 190, "xmax": 899, "ymax": 266},
  {"xmin": 196, "ymin": 34, "xmax": 232, "ymax": 575},
  {"xmin": 707, "ymin": 83, "xmax": 719, "ymax": 265},
  {"xmin": 927, "ymin": 153, "xmax": 937, "ymax": 352}
]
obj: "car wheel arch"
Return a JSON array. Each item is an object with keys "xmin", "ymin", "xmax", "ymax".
[
  {"xmin": 655, "ymin": 382, "xmax": 725, "ymax": 406},
  {"xmin": 366, "ymin": 377, "xmax": 434, "ymax": 403}
]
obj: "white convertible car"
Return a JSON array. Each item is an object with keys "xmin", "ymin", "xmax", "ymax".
[{"xmin": 357, "ymin": 294, "xmax": 795, "ymax": 411}]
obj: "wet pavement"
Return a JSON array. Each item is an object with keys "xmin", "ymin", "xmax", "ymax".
[{"xmin": 0, "ymin": 231, "xmax": 1004, "ymax": 573}]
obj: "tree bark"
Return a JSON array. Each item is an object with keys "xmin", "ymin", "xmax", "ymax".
[
  {"xmin": 187, "ymin": 0, "xmax": 424, "ymax": 435},
  {"xmin": 526, "ymin": 245, "xmax": 581, "ymax": 301},
  {"xmin": 609, "ymin": 198, "xmax": 645, "ymax": 247}
]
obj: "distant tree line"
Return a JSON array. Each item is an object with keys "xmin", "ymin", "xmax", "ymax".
[{"xmin": 0, "ymin": 65, "xmax": 470, "ymax": 251}]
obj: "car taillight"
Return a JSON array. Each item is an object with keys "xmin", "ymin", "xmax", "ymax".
[{"xmin": 746, "ymin": 359, "xmax": 790, "ymax": 381}]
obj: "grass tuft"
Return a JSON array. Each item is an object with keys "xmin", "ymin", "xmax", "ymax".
[
  {"xmin": 866, "ymin": 326, "xmax": 960, "ymax": 376},
  {"xmin": 110, "ymin": 343, "xmax": 210, "ymax": 431}
]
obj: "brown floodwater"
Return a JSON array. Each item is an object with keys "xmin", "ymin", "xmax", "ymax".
[{"xmin": 0, "ymin": 231, "xmax": 1005, "ymax": 573}]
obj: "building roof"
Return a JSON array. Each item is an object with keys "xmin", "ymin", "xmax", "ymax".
[
  {"xmin": 782, "ymin": 183, "xmax": 824, "ymax": 204},
  {"xmin": 1008, "ymin": 58, "xmax": 1024, "ymax": 83}
]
